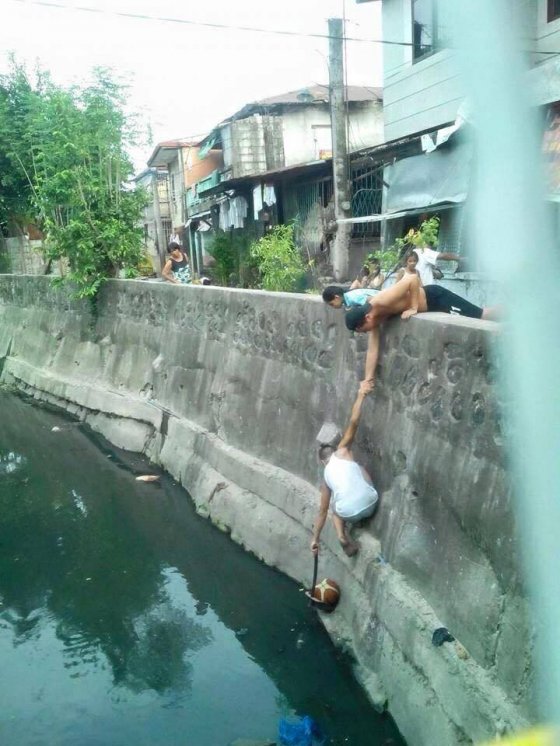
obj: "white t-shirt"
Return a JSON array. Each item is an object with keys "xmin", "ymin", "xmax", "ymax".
[
  {"xmin": 323, "ymin": 453, "xmax": 378, "ymax": 519},
  {"xmin": 413, "ymin": 247, "xmax": 440, "ymax": 286}
]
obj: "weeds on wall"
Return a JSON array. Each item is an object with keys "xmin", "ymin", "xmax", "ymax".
[
  {"xmin": 0, "ymin": 247, "xmax": 10, "ymax": 273},
  {"xmin": 250, "ymin": 224, "xmax": 306, "ymax": 292}
]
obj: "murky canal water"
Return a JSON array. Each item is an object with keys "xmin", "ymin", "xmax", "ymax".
[{"xmin": 0, "ymin": 393, "xmax": 404, "ymax": 746}]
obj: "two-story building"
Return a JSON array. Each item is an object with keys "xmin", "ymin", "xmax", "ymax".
[
  {"xmin": 357, "ymin": 0, "xmax": 560, "ymax": 276},
  {"xmin": 187, "ymin": 84, "xmax": 384, "ymax": 277},
  {"xmin": 146, "ymin": 140, "xmax": 223, "ymax": 265},
  {"xmin": 133, "ymin": 167, "xmax": 172, "ymax": 272}
]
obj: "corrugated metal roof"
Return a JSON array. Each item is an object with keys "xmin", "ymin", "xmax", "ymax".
[{"xmin": 255, "ymin": 84, "xmax": 382, "ymax": 105}]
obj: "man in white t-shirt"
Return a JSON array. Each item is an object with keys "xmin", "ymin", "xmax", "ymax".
[
  {"xmin": 413, "ymin": 246, "xmax": 463, "ymax": 286},
  {"xmin": 311, "ymin": 381, "xmax": 378, "ymax": 557}
]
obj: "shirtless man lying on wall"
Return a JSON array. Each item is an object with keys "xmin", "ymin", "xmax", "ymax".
[{"xmin": 340, "ymin": 274, "xmax": 499, "ymax": 386}]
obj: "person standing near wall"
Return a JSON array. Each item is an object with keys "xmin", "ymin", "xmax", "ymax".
[
  {"xmin": 394, "ymin": 251, "xmax": 421, "ymax": 283},
  {"xmin": 413, "ymin": 245, "xmax": 464, "ymax": 285},
  {"xmin": 162, "ymin": 242, "xmax": 192, "ymax": 285}
]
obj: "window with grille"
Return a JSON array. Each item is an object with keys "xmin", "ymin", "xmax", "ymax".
[{"xmin": 350, "ymin": 165, "xmax": 383, "ymax": 238}]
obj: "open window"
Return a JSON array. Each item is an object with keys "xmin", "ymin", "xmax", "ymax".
[
  {"xmin": 412, "ymin": 0, "xmax": 452, "ymax": 62},
  {"xmin": 548, "ymin": 0, "xmax": 560, "ymax": 22}
]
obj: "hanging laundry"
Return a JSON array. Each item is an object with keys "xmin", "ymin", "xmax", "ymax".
[
  {"xmin": 253, "ymin": 184, "xmax": 263, "ymax": 220},
  {"xmin": 219, "ymin": 200, "xmax": 231, "ymax": 231},
  {"xmin": 230, "ymin": 196, "xmax": 248, "ymax": 228},
  {"xmin": 263, "ymin": 184, "xmax": 276, "ymax": 206}
]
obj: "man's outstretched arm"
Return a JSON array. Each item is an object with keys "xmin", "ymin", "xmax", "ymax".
[
  {"xmin": 362, "ymin": 327, "xmax": 380, "ymax": 386},
  {"xmin": 437, "ymin": 251, "xmax": 462, "ymax": 262},
  {"xmin": 311, "ymin": 483, "xmax": 331, "ymax": 553},
  {"xmin": 338, "ymin": 381, "xmax": 372, "ymax": 450}
]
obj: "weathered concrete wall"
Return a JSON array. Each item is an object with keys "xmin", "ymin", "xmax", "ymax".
[
  {"xmin": 4, "ymin": 237, "xmax": 47, "ymax": 275},
  {"xmin": 0, "ymin": 276, "xmax": 534, "ymax": 745}
]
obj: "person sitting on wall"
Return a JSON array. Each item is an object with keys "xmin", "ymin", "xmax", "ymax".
[
  {"xmin": 162, "ymin": 242, "xmax": 192, "ymax": 285},
  {"xmin": 341, "ymin": 273, "xmax": 499, "ymax": 386},
  {"xmin": 311, "ymin": 381, "xmax": 378, "ymax": 558},
  {"xmin": 350, "ymin": 258, "xmax": 385, "ymax": 291},
  {"xmin": 322, "ymin": 285, "xmax": 380, "ymax": 310},
  {"xmin": 394, "ymin": 250, "xmax": 421, "ymax": 283}
]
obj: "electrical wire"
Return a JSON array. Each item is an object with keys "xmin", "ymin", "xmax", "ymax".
[
  {"xmin": 8, "ymin": 0, "xmax": 415, "ymax": 48},
  {"xmin": 9, "ymin": 0, "xmax": 560, "ymax": 58}
]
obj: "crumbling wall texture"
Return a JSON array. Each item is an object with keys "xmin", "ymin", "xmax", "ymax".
[{"xmin": 0, "ymin": 276, "xmax": 534, "ymax": 745}]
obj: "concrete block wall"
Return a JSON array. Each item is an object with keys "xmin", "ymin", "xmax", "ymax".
[{"xmin": 0, "ymin": 277, "xmax": 534, "ymax": 745}]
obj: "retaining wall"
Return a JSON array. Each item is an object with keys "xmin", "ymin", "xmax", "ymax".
[{"xmin": 0, "ymin": 276, "xmax": 534, "ymax": 745}]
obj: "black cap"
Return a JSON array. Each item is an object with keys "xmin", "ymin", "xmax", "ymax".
[{"xmin": 345, "ymin": 303, "xmax": 370, "ymax": 332}]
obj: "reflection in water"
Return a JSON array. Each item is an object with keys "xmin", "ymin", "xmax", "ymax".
[
  {"xmin": 0, "ymin": 394, "xmax": 404, "ymax": 746},
  {"xmin": 0, "ymin": 450, "xmax": 26, "ymax": 475},
  {"xmin": 0, "ymin": 436, "xmax": 211, "ymax": 701}
]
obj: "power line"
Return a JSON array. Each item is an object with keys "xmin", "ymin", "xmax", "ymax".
[
  {"xmin": 9, "ymin": 0, "xmax": 415, "ymax": 48},
  {"xmin": 10, "ymin": 1, "xmax": 560, "ymax": 60}
]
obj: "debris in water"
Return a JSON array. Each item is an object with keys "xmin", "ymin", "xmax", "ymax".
[
  {"xmin": 51, "ymin": 426, "xmax": 62, "ymax": 432},
  {"xmin": 455, "ymin": 642, "xmax": 469, "ymax": 659},
  {"xmin": 135, "ymin": 475, "xmax": 160, "ymax": 482},
  {"xmin": 432, "ymin": 627, "xmax": 455, "ymax": 647},
  {"xmin": 278, "ymin": 715, "xmax": 324, "ymax": 745}
]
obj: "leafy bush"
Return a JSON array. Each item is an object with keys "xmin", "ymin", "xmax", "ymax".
[
  {"xmin": 207, "ymin": 230, "xmax": 257, "ymax": 287},
  {"xmin": 397, "ymin": 215, "xmax": 440, "ymax": 251},
  {"xmin": 365, "ymin": 216, "xmax": 441, "ymax": 277},
  {"xmin": 250, "ymin": 224, "xmax": 305, "ymax": 292},
  {"xmin": 0, "ymin": 61, "xmax": 146, "ymax": 297}
]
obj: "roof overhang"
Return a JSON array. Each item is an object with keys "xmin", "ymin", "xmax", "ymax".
[
  {"xmin": 147, "ymin": 147, "xmax": 181, "ymax": 168},
  {"xmin": 203, "ymin": 159, "xmax": 332, "ymax": 196}
]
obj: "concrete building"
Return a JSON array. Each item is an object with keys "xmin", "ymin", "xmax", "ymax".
[
  {"xmin": 133, "ymin": 167, "xmax": 171, "ymax": 273},
  {"xmin": 198, "ymin": 85, "xmax": 383, "ymax": 180},
  {"xmin": 186, "ymin": 85, "xmax": 385, "ymax": 279},
  {"xmin": 146, "ymin": 140, "xmax": 223, "ymax": 245},
  {"xmin": 144, "ymin": 140, "xmax": 223, "ymax": 276},
  {"xmin": 355, "ymin": 0, "xmax": 560, "ymax": 299}
]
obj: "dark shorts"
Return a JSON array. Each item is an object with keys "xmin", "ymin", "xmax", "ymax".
[{"xmin": 424, "ymin": 285, "xmax": 483, "ymax": 319}]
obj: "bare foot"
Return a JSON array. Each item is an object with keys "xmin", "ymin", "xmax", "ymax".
[
  {"xmin": 401, "ymin": 308, "xmax": 418, "ymax": 320},
  {"xmin": 340, "ymin": 539, "xmax": 359, "ymax": 557}
]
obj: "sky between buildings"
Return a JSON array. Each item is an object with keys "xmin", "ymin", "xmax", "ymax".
[{"xmin": 1, "ymin": 0, "xmax": 383, "ymax": 171}]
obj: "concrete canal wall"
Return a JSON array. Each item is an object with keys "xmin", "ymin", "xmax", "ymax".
[{"xmin": 0, "ymin": 276, "xmax": 534, "ymax": 745}]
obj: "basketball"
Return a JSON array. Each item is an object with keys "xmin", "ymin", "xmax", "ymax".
[{"xmin": 312, "ymin": 578, "xmax": 341, "ymax": 608}]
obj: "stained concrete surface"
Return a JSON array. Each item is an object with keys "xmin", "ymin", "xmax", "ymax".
[{"xmin": 0, "ymin": 276, "xmax": 534, "ymax": 745}]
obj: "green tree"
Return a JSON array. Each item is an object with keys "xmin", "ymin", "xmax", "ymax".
[
  {"xmin": 207, "ymin": 230, "xmax": 258, "ymax": 288},
  {"xmin": 250, "ymin": 224, "xmax": 305, "ymax": 292},
  {"xmin": 0, "ymin": 62, "xmax": 36, "ymax": 233},
  {"xmin": 0, "ymin": 61, "xmax": 146, "ymax": 296}
]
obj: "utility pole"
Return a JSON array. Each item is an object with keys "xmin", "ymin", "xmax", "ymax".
[
  {"xmin": 328, "ymin": 17, "xmax": 352, "ymax": 281},
  {"xmin": 152, "ymin": 171, "xmax": 166, "ymax": 273}
]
